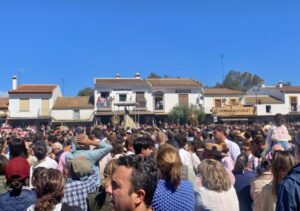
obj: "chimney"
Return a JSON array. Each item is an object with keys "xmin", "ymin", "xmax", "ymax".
[
  {"xmin": 278, "ymin": 81, "xmax": 283, "ymax": 88},
  {"xmin": 12, "ymin": 75, "xmax": 17, "ymax": 90},
  {"xmin": 134, "ymin": 72, "xmax": 141, "ymax": 79},
  {"xmin": 115, "ymin": 73, "xmax": 120, "ymax": 79}
]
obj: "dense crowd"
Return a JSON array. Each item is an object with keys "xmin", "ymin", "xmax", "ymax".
[{"xmin": 0, "ymin": 113, "xmax": 300, "ymax": 211}]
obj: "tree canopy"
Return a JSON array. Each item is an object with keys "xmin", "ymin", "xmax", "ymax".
[
  {"xmin": 214, "ymin": 70, "xmax": 264, "ymax": 92},
  {"xmin": 77, "ymin": 87, "xmax": 93, "ymax": 96}
]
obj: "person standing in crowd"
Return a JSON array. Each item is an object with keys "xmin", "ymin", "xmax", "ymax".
[
  {"xmin": 265, "ymin": 113, "xmax": 291, "ymax": 154},
  {"xmin": 241, "ymin": 142, "xmax": 259, "ymax": 171},
  {"xmin": 250, "ymin": 158, "xmax": 273, "ymax": 211},
  {"xmin": 233, "ymin": 154, "xmax": 256, "ymax": 211},
  {"xmin": 63, "ymin": 158, "xmax": 98, "ymax": 211},
  {"xmin": 106, "ymin": 155, "xmax": 158, "ymax": 211},
  {"xmin": 276, "ymin": 132, "xmax": 300, "ymax": 211},
  {"xmin": 133, "ymin": 136, "xmax": 154, "ymax": 156},
  {"xmin": 261, "ymin": 151, "xmax": 295, "ymax": 211},
  {"xmin": 151, "ymin": 144, "xmax": 195, "ymax": 211},
  {"xmin": 0, "ymin": 157, "xmax": 36, "ymax": 210},
  {"xmin": 27, "ymin": 168, "xmax": 82, "ymax": 211},
  {"xmin": 195, "ymin": 159, "xmax": 239, "ymax": 211},
  {"xmin": 0, "ymin": 155, "xmax": 8, "ymax": 194},
  {"xmin": 213, "ymin": 125, "xmax": 241, "ymax": 162}
]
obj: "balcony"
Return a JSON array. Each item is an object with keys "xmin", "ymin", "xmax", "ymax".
[{"xmin": 97, "ymin": 101, "xmax": 112, "ymax": 110}]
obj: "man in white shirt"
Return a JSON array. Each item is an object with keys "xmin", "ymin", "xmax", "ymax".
[{"xmin": 213, "ymin": 125, "xmax": 241, "ymax": 162}]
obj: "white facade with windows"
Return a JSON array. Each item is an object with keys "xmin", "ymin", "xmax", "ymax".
[
  {"xmin": 94, "ymin": 74, "xmax": 203, "ymax": 116},
  {"xmin": 8, "ymin": 85, "xmax": 61, "ymax": 119}
]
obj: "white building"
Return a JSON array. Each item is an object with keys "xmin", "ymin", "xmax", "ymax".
[
  {"xmin": 8, "ymin": 76, "xmax": 61, "ymax": 126},
  {"xmin": 51, "ymin": 96, "xmax": 94, "ymax": 126},
  {"xmin": 246, "ymin": 82, "xmax": 300, "ymax": 116},
  {"xmin": 0, "ymin": 98, "xmax": 9, "ymax": 124},
  {"xmin": 203, "ymin": 88, "xmax": 244, "ymax": 114},
  {"xmin": 94, "ymin": 73, "xmax": 203, "ymax": 123}
]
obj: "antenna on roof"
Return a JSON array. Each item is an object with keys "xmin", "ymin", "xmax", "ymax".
[
  {"xmin": 61, "ymin": 78, "xmax": 65, "ymax": 96},
  {"xmin": 18, "ymin": 67, "xmax": 24, "ymax": 86},
  {"xmin": 220, "ymin": 54, "xmax": 224, "ymax": 82}
]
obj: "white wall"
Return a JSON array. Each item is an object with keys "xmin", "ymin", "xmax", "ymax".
[
  {"xmin": 203, "ymin": 96, "xmax": 241, "ymax": 114},
  {"xmin": 9, "ymin": 94, "xmax": 53, "ymax": 118},
  {"xmin": 256, "ymin": 104, "xmax": 288, "ymax": 115},
  {"xmin": 51, "ymin": 109, "xmax": 94, "ymax": 121}
]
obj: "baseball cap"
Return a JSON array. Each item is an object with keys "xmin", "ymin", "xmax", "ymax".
[{"xmin": 5, "ymin": 157, "xmax": 30, "ymax": 181}]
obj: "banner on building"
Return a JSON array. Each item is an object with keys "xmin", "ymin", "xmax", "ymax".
[{"xmin": 212, "ymin": 104, "xmax": 255, "ymax": 117}]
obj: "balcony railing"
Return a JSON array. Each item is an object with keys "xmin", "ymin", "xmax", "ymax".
[{"xmin": 97, "ymin": 101, "xmax": 112, "ymax": 110}]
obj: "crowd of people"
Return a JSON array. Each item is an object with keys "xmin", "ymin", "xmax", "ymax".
[{"xmin": 0, "ymin": 113, "xmax": 300, "ymax": 211}]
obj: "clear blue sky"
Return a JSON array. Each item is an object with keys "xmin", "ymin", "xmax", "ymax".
[{"xmin": 1, "ymin": 0, "xmax": 300, "ymax": 96}]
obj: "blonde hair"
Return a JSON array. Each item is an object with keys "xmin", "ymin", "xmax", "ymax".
[
  {"xmin": 156, "ymin": 144, "xmax": 182, "ymax": 189},
  {"xmin": 102, "ymin": 159, "xmax": 118, "ymax": 188},
  {"xmin": 197, "ymin": 159, "xmax": 231, "ymax": 192}
]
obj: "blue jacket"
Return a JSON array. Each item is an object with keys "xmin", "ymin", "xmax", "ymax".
[
  {"xmin": 276, "ymin": 163, "xmax": 300, "ymax": 211},
  {"xmin": 0, "ymin": 189, "xmax": 36, "ymax": 211}
]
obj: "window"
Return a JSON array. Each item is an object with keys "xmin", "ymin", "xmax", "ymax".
[
  {"xmin": 119, "ymin": 94, "xmax": 127, "ymax": 102},
  {"xmin": 136, "ymin": 92, "xmax": 146, "ymax": 107},
  {"xmin": 214, "ymin": 99, "xmax": 222, "ymax": 108},
  {"xmin": 290, "ymin": 97, "xmax": 298, "ymax": 112},
  {"xmin": 154, "ymin": 91, "xmax": 164, "ymax": 110},
  {"xmin": 266, "ymin": 105, "xmax": 271, "ymax": 113},
  {"xmin": 73, "ymin": 109, "xmax": 80, "ymax": 120},
  {"xmin": 19, "ymin": 99, "xmax": 29, "ymax": 112},
  {"xmin": 178, "ymin": 94, "xmax": 189, "ymax": 106}
]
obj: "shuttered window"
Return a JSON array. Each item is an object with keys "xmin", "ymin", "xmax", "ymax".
[
  {"xmin": 178, "ymin": 94, "xmax": 189, "ymax": 106},
  {"xmin": 20, "ymin": 99, "xmax": 29, "ymax": 111},
  {"xmin": 215, "ymin": 99, "xmax": 222, "ymax": 108}
]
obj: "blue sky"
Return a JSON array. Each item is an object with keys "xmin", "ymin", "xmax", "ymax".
[{"xmin": 1, "ymin": 0, "xmax": 300, "ymax": 96}]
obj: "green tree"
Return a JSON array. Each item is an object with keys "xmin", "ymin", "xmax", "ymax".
[
  {"xmin": 147, "ymin": 72, "xmax": 161, "ymax": 78},
  {"xmin": 215, "ymin": 70, "xmax": 264, "ymax": 92},
  {"xmin": 169, "ymin": 105, "xmax": 204, "ymax": 125},
  {"xmin": 77, "ymin": 87, "xmax": 93, "ymax": 96}
]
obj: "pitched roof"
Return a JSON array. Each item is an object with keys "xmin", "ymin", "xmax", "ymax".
[
  {"xmin": 95, "ymin": 78, "xmax": 148, "ymax": 86},
  {"xmin": 244, "ymin": 95, "xmax": 283, "ymax": 104},
  {"xmin": 146, "ymin": 78, "xmax": 202, "ymax": 88},
  {"xmin": 0, "ymin": 98, "xmax": 8, "ymax": 109},
  {"xmin": 53, "ymin": 96, "xmax": 94, "ymax": 109},
  {"xmin": 281, "ymin": 86, "xmax": 300, "ymax": 93},
  {"xmin": 9, "ymin": 85, "xmax": 57, "ymax": 94},
  {"xmin": 204, "ymin": 88, "xmax": 243, "ymax": 95}
]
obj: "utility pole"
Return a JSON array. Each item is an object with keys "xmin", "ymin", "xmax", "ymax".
[
  {"xmin": 18, "ymin": 67, "xmax": 24, "ymax": 85},
  {"xmin": 220, "ymin": 54, "xmax": 224, "ymax": 82},
  {"xmin": 61, "ymin": 78, "xmax": 65, "ymax": 96}
]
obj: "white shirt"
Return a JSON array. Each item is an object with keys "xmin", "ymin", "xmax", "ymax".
[
  {"xmin": 225, "ymin": 139, "xmax": 241, "ymax": 162},
  {"xmin": 179, "ymin": 148, "xmax": 193, "ymax": 169}
]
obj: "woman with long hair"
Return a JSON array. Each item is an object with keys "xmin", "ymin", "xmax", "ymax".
[
  {"xmin": 151, "ymin": 144, "xmax": 195, "ymax": 211},
  {"xmin": 261, "ymin": 151, "xmax": 296, "ymax": 211},
  {"xmin": 195, "ymin": 159, "xmax": 239, "ymax": 211},
  {"xmin": 27, "ymin": 168, "xmax": 81, "ymax": 211}
]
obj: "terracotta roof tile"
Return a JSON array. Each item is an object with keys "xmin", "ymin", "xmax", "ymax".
[
  {"xmin": 244, "ymin": 95, "xmax": 283, "ymax": 104},
  {"xmin": 9, "ymin": 85, "xmax": 57, "ymax": 94},
  {"xmin": 281, "ymin": 86, "xmax": 300, "ymax": 93},
  {"xmin": 0, "ymin": 98, "xmax": 8, "ymax": 109},
  {"xmin": 146, "ymin": 78, "xmax": 202, "ymax": 87},
  {"xmin": 53, "ymin": 96, "xmax": 94, "ymax": 109},
  {"xmin": 95, "ymin": 78, "xmax": 148, "ymax": 86},
  {"xmin": 204, "ymin": 88, "xmax": 243, "ymax": 95}
]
